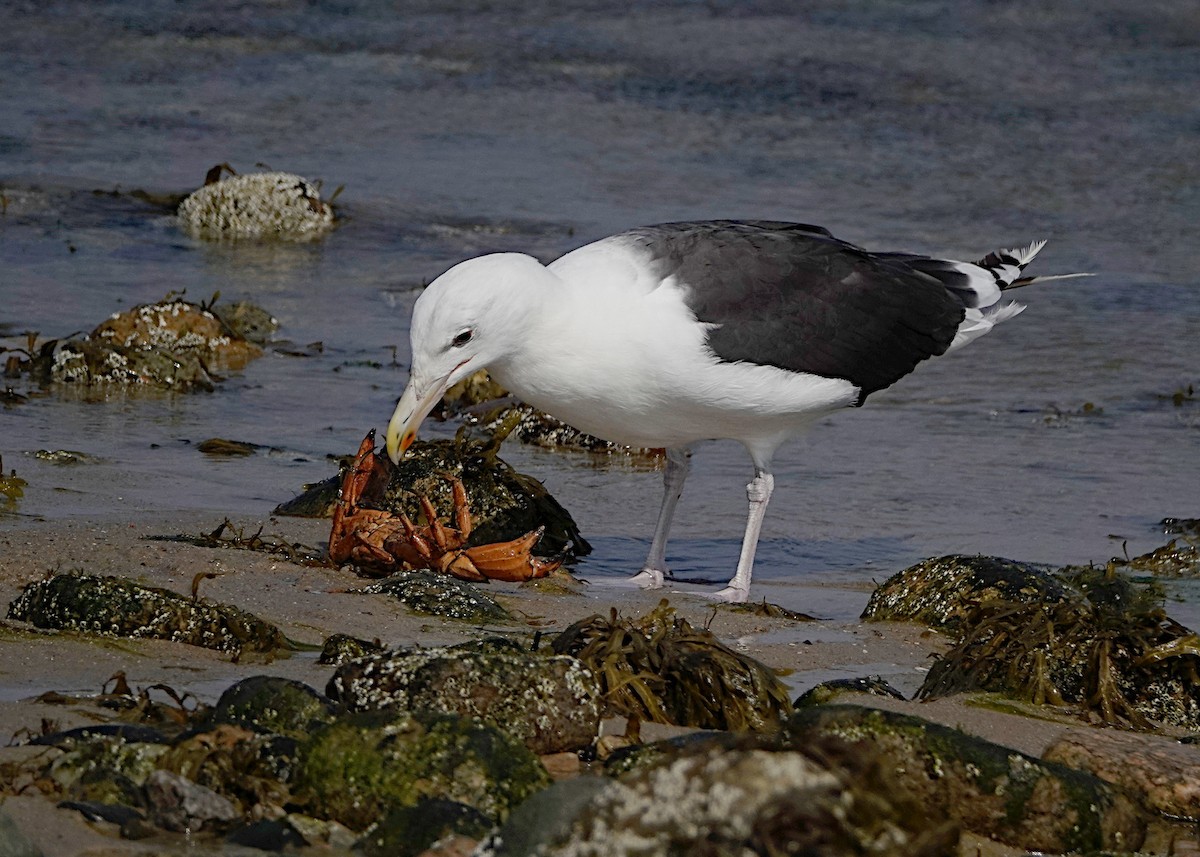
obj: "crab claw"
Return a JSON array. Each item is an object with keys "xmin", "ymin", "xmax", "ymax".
[{"xmin": 461, "ymin": 527, "xmax": 563, "ymax": 582}]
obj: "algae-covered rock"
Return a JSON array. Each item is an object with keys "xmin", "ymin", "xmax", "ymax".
[
  {"xmin": 551, "ymin": 600, "xmax": 791, "ymax": 731},
  {"xmin": 786, "ymin": 704, "xmax": 1146, "ymax": 853},
  {"xmin": 6, "ymin": 572, "xmax": 292, "ymax": 655},
  {"xmin": 357, "ymin": 798, "xmax": 493, "ymax": 857},
  {"xmin": 206, "ymin": 676, "xmax": 336, "ymax": 739},
  {"xmin": 292, "ymin": 709, "xmax": 548, "ymax": 831},
  {"xmin": 177, "ymin": 170, "xmax": 335, "ymax": 241},
  {"xmin": 361, "ymin": 570, "xmax": 512, "ymax": 622},
  {"xmin": 862, "ymin": 554, "xmax": 1069, "ymax": 629},
  {"xmin": 327, "ymin": 644, "xmax": 600, "ymax": 754},
  {"xmin": 918, "ymin": 565, "xmax": 1200, "ymax": 730},
  {"xmin": 318, "ymin": 632, "xmax": 385, "ymax": 665}
]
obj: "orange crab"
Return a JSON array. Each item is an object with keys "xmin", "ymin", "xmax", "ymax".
[{"xmin": 328, "ymin": 430, "xmax": 562, "ymax": 582}]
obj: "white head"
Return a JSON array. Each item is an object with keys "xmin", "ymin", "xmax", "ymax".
[{"xmin": 385, "ymin": 252, "xmax": 548, "ymax": 462}]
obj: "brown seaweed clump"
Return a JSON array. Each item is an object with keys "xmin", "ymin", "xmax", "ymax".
[
  {"xmin": 550, "ymin": 600, "xmax": 792, "ymax": 731},
  {"xmin": 918, "ymin": 565, "xmax": 1200, "ymax": 730},
  {"xmin": 6, "ymin": 572, "xmax": 293, "ymax": 656}
]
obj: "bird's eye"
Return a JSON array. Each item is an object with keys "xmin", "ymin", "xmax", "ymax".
[{"xmin": 451, "ymin": 328, "xmax": 473, "ymax": 348}]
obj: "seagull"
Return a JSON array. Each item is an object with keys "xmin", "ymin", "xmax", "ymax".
[{"xmin": 385, "ymin": 220, "xmax": 1083, "ymax": 602}]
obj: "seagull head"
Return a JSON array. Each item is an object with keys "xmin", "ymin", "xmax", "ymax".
[{"xmin": 386, "ymin": 253, "xmax": 546, "ymax": 463}]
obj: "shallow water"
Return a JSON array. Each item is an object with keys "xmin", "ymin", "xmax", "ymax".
[{"xmin": 2, "ymin": 1, "xmax": 1198, "ymax": 626}]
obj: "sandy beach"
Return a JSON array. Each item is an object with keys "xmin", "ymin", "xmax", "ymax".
[{"xmin": 2, "ymin": 511, "xmax": 1195, "ymax": 856}]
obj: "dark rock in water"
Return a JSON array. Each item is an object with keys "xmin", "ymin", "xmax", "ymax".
[
  {"xmin": 291, "ymin": 709, "xmax": 548, "ymax": 832},
  {"xmin": 327, "ymin": 644, "xmax": 600, "ymax": 754},
  {"xmin": 226, "ymin": 818, "xmax": 308, "ymax": 850},
  {"xmin": 918, "ymin": 565, "xmax": 1200, "ymax": 731},
  {"xmin": 467, "ymin": 401, "xmax": 660, "ymax": 459},
  {"xmin": 1162, "ymin": 517, "xmax": 1200, "ymax": 536},
  {"xmin": 6, "ymin": 572, "xmax": 292, "ymax": 655},
  {"xmin": 787, "ymin": 704, "xmax": 1147, "ymax": 854},
  {"xmin": 793, "ymin": 675, "xmax": 907, "ymax": 709},
  {"xmin": 861, "ymin": 554, "xmax": 1070, "ymax": 629},
  {"xmin": 272, "ymin": 474, "xmax": 343, "ymax": 518},
  {"xmin": 30, "ymin": 723, "xmax": 171, "ymax": 747},
  {"xmin": 357, "ymin": 798, "xmax": 493, "ymax": 857},
  {"xmin": 144, "ymin": 768, "xmax": 239, "ymax": 833},
  {"xmin": 319, "ymin": 632, "xmax": 385, "ymax": 665},
  {"xmin": 551, "ymin": 600, "xmax": 792, "ymax": 732},
  {"xmin": 1043, "ymin": 727, "xmax": 1200, "ymax": 821},
  {"xmin": 275, "ymin": 435, "xmax": 590, "ymax": 559},
  {"xmin": 1111, "ymin": 537, "xmax": 1200, "ymax": 577},
  {"xmin": 361, "ymin": 570, "xmax": 512, "ymax": 622},
  {"xmin": 207, "ymin": 676, "xmax": 336, "ymax": 739},
  {"xmin": 57, "ymin": 800, "xmax": 144, "ymax": 827}
]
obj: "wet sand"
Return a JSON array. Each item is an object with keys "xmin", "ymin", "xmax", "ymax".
[{"xmin": 4, "ymin": 513, "xmax": 1193, "ymax": 856}]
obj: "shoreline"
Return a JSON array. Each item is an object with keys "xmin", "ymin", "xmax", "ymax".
[{"xmin": 0, "ymin": 513, "xmax": 1196, "ymax": 855}]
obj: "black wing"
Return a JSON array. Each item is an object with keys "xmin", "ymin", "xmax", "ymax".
[{"xmin": 621, "ymin": 221, "xmax": 967, "ymax": 403}]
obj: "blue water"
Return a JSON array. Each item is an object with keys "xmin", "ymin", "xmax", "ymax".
[{"xmin": 2, "ymin": 0, "xmax": 1198, "ymax": 625}]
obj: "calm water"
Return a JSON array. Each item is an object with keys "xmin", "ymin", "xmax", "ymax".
[{"xmin": 2, "ymin": 0, "xmax": 1198, "ymax": 623}]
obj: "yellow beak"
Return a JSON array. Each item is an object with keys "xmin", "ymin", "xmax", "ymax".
[{"xmin": 385, "ymin": 376, "xmax": 452, "ymax": 464}]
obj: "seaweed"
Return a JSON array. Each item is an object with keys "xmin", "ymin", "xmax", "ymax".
[
  {"xmin": 551, "ymin": 600, "xmax": 792, "ymax": 731},
  {"xmin": 918, "ymin": 564, "xmax": 1200, "ymax": 730}
]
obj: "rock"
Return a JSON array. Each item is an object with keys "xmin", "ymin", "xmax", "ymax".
[
  {"xmin": 275, "ymin": 436, "xmax": 590, "ymax": 559},
  {"xmin": 787, "ymin": 704, "xmax": 1147, "ymax": 853},
  {"xmin": 327, "ymin": 644, "xmax": 600, "ymax": 754},
  {"xmin": 0, "ymin": 808, "xmax": 44, "ymax": 857},
  {"xmin": 144, "ymin": 768, "xmax": 239, "ymax": 832},
  {"xmin": 36, "ymin": 299, "xmax": 266, "ymax": 391},
  {"xmin": 319, "ymin": 632, "xmax": 385, "ymax": 665},
  {"xmin": 483, "ymin": 741, "xmax": 959, "ymax": 857},
  {"xmin": 226, "ymin": 818, "xmax": 308, "ymax": 850},
  {"xmin": 862, "ymin": 554, "xmax": 1069, "ymax": 629},
  {"xmin": 207, "ymin": 676, "xmax": 336, "ymax": 739},
  {"xmin": 291, "ymin": 709, "xmax": 548, "ymax": 831},
  {"xmin": 1043, "ymin": 728, "xmax": 1200, "ymax": 821},
  {"xmin": 361, "ymin": 571, "xmax": 512, "ymax": 622},
  {"xmin": 356, "ymin": 799, "xmax": 493, "ymax": 857},
  {"xmin": 6, "ymin": 572, "xmax": 293, "ymax": 655},
  {"xmin": 793, "ymin": 675, "xmax": 907, "ymax": 708},
  {"xmin": 177, "ymin": 171, "xmax": 335, "ymax": 241}
]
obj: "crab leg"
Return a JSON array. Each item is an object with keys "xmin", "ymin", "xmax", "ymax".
[{"xmin": 460, "ymin": 527, "xmax": 563, "ymax": 582}]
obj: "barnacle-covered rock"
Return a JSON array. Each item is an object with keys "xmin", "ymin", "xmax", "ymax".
[
  {"xmin": 327, "ymin": 643, "xmax": 600, "ymax": 754},
  {"xmin": 486, "ymin": 732, "xmax": 960, "ymax": 857},
  {"xmin": 6, "ymin": 572, "xmax": 292, "ymax": 655},
  {"xmin": 34, "ymin": 298, "xmax": 270, "ymax": 391},
  {"xmin": 861, "ymin": 554, "xmax": 1070, "ymax": 629},
  {"xmin": 177, "ymin": 171, "xmax": 335, "ymax": 241},
  {"xmin": 291, "ymin": 709, "xmax": 548, "ymax": 832},
  {"xmin": 551, "ymin": 600, "xmax": 791, "ymax": 731},
  {"xmin": 360, "ymin": 570, "xmax": 512, "ymax": 622}
]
